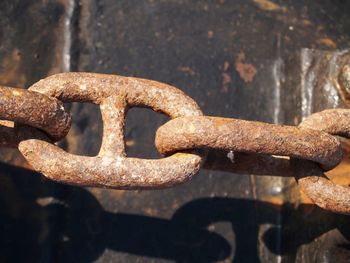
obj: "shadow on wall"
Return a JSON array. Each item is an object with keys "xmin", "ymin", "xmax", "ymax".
[{"xmin": 0, "ymin": 162, "xmax": 350, "ymax": 263}]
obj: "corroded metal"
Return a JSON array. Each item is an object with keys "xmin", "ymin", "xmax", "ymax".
[
  {"xmin": 0, "ymin": 86, "xmax": 71, "ymax": 142},
  {"xmin": 299, "ymin": 109, "xmax": 350, "ymax": 137},
  {"xmin": 155, "ymin": 109, "xmax": 350, "ymax": 214},
  {"xmin": 155, "ymin": 116, "xmax": 342, "ymax": 170},
  {"xmin": 295, "ymin": 109, "xmax": 350, "ymax": 214},
  {"xmin": 337, "ymin": 64, "xmax": 350, "ymax": 103},
  {"xmin": 1, "ymin": 72, "xmax": 347, "ymax": 214},
  {"xmin": 18, "ymin": 72, "xmax": 204, "ymax": 189}
]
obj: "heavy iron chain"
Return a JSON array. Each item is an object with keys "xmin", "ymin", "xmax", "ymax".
[{"xmin": 0, "ymin": 72, "xmax": 350, "ymax": 215}]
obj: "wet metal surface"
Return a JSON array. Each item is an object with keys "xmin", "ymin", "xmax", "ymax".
[{"xmin": 1, "ymin": 0, "xmax": 350, "ymax": 262}]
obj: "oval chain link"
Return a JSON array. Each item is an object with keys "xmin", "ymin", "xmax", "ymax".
[
  {"xmin": 0, "ymin": 85, "xmax": 71, "ymax": 146},
  {"xmin": 155, "ymin": 109, "xmax": 350, "ymax": 214}
]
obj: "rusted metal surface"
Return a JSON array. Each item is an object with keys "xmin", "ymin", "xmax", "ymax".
[
  {"xmin": 0, "ymin": 86, "xmax": 71, "ymax": 142},
  {"xmin": 2, "ymin": 1, "xmax": 350, "ymax": 262},
  {"xmin": 294, "ymin": 109, "xmax": 350, "ymax": 215},
  {"xmin": 338, "ymin": 65, "xmax": 350, "ymax": 103},
  {"xmin": 1, "ymin": 71, "xmax": 345, "ymax": 214},
  {"xmin": 155, "ymin": 115, "xmax": 342, "ymax": 170},
  {"xmin": 18, "ymin": 72, "xmax": 204, "ymax": 189},
  {"xmin": 155, "ymin": 109, "xmax": 350, "ymax": 214},
  {"xmin": 299, "ymin": 109, "xmax": 350, "ymax": 137}
]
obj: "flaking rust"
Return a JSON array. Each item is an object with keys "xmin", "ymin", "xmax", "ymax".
[
  {"xmin": 3, "ymin": 71, "xmax": 349, "ymax": 214},
  {"xmin": 18, "ymin": 72, "xmax": 205, "ymax": 189},
  {"xmin": 155, "ymin": 116, "xmax": 342, "ymax": 170},
  {"xmin": 0, "ymin": 86, "xmax": 71, "ymax": 145},
  {"xmin": 294, "ymin": 109, "xmax": 350, "ymax": 214},
  {"xmin": 155, "ymin": 109, "xmax": 350, "ymax": 215}
]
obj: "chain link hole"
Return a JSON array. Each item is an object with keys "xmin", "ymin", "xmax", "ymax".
[
  {"xmin": 58, "ymin": 103, "xmax": 102, "ymax": 156},
  {"xmin": 125, "ymin": 108, "xmax": 168, "ymax": 159}
]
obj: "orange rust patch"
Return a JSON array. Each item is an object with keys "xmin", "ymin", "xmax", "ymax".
[
  {"xmin": 261, "ymin": 196, "xmax": 284, "ymax": 206},
  {"xmin": 299, "ymin": 189, "xmax": 314, "ymax": 204},
  {"xmin": 235, "ymin": 52, "xmax": 257, "ymax": 83},
  {"xmin": 126, "ymin": 139, "xmax": 135, "ymax": 147},
  {"xmin": 211, "ymin": 117, "xmax": 233, "ymax": 126},
  {"xmin": 253, "ymin": 0, "xmax": 287, "ymax": 12},
  {"xmin": 326, "ymin": 138, "xmax": 350, "ymax": 186},
  {"xmin": 317, "ymin": 38, "xmax": 337, "ymax": 49},
  {"xmin": 295, "ymin": 139, "xmax": 350, "ymax": 205}
]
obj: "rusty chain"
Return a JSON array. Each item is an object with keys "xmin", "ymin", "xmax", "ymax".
[{"xmin": 0, "ymin": 72, "xmax": 350, "ymax": 214}]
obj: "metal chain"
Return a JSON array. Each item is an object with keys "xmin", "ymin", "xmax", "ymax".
[
  {"xmin": 0, "ymin": 72, "xmax": 349, "ymax": 214},
  {"xmin": 0, "ymin": 86, "xmax": 71, "ymax": 144}
]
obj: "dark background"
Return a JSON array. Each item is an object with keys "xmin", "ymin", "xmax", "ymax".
[{"xmin": 1, "ymin": 0, "xmax": 350, "ymax": 262}]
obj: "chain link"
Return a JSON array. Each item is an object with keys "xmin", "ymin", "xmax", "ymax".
[
  {"xmin": 19, "ymin": 72, "xmax": 204, "ymax": 189},
  {"xmin": 0, "ymin": 72, "xmax": 349, "ymax": 214},
  {"xmin": 0, "ymin": 86, "xmax": 71, "ymax": 144}
]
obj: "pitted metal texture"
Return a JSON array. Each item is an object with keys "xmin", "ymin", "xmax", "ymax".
[{"xmin": 0, "ymin": 72, "xmax": 348, "ymax": 214}]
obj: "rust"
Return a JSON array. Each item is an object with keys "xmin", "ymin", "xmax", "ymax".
[
  {"xmin": 155, "ymin": 110, "xmax": 350, "ymax": 214},
  {"xmin": 293, "ymin": 109, "xmax": 350, "ymax": 215},
  {"xmin": 337, "ymin": 64, "xmax": 350, "ymax": 101},
  {"xmin": 252, "ymin": 0, "xmax": 287, "ymax": 12},
  {"xmin": 317, "ymin": 38, "xmax": 337, "ymax": 49},
  {"xmin": 235, "ymin": 52, "xmax": 257, "ymax": 83},
  {"xmin": 293, "ymin": 159, "xmax": 350, "ymax": 215},
  {"xmin": 0, "ymin": 86, "xmax": 71, "ymax": 142},
  {"xmin": 155, "ymin": 116, "xmax": 342, "ymax": 170},
  {"xmin": 326, "ymin": 138, "xmax": 350, "ymax": 186},
  {"xmin": 299, "ymin": 109, "xmax": 350, "ymax": 137},
  {"xmin": 18, "ymin": 72, "xmax": 204, "ymax": 189},
  {"xmin": 6, "ymin": 72, "xmax": 349, "ymax": 214}
]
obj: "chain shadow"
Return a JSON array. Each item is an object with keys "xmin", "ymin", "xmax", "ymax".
[
  {"xmin": 0, "ymin": 162, "xmax": 229, "ymax": 263},
  {"xmin": 0, "ymin": 161, "xmax": 350, "ymax": 262},
  {"xmin": 173, "ymin": 198, "xmax": 350, "ymax": 263}
]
